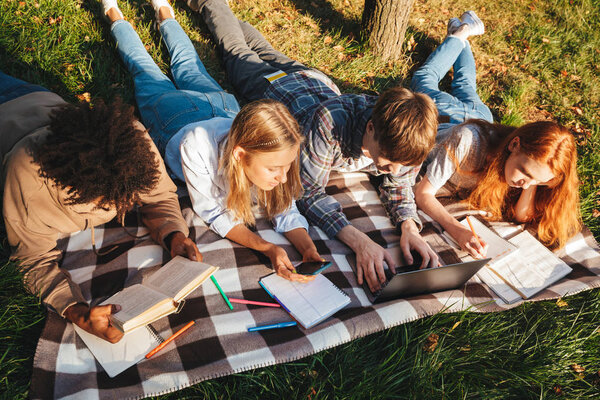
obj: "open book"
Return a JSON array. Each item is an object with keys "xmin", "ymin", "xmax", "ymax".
[
  {"xmin": 259, "ymin": 273, "xmax": 351, "ymax": 329},
  {"xmin": 453, "ymin": 218, "xmax": 572, "ymax": 304},
  {"xmin": 102, "ymin": 256, "xmax": 218, "ymax": 333}
]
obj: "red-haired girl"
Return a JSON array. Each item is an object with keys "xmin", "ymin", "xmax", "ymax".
[{"xmin": 413, "ymin": 11, "xmax": 581, "ymax": 257}]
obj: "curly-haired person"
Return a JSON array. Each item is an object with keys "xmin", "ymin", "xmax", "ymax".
[{"xmin": 0, "ymin": 71, "xmax": 201, "ymax": 343}]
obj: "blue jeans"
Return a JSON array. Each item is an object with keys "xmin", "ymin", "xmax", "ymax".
[
  {"xmin": 110, "ymin": 19, "xmax": 240, "ymax": 153},
  {"xmin": 0, "ymin": 71, "xmax": 49, "ymax": 106},
  {"xmin": 411, "ymin": 37, "xmax": 493, "ymax": 125}
]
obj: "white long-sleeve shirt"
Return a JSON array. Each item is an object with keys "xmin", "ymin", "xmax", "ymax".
[{"xmin": 164, "ymin": 117, "xmax": 309, "ymax": 237}]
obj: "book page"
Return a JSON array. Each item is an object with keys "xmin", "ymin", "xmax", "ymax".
[
  {"xmin": 145, "ymin": 256, "xmax": 218, "ymax": 302},
  {"xmin": 261, "ymin": 274, "xmax": 350, "ymax": 329},
  {"xmin": 491, "ymin": 231, "xmax": 572, "ymax": 298},
  {"xmin": 101, "ymin": 284, "xmax": 174, "ymax": 332}
]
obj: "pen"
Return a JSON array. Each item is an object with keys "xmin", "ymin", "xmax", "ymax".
[
  {"xmin": 466, "ymin": 216, "xmax": 484, "ymax": 247},
  {"xmin": 247, "ymin": 321, "xmax": 297, "ymax": 332},
  {"xmin": 211, "ymin": 275, "xmax": 233, "ymax": 310},
  {"xmin": 229, "ymin": 298, "xmax": 281, "ymax": 308},
  {"xmin": 145, "ymin": 320, "xmax": 195, "ymax": 359}
]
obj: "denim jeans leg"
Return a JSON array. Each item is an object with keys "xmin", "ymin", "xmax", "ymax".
[
  {"xmin": 410, "ymin": 37, "xmax": 471, "ymax": 120},
  {"xmin": 0, "ymin": 71, "xmax": 49, "ymax": 106},
  {"xmin": 410, "ymin": 37, "xmax": 464, "ymax": 95},
  {"xmin": 111, "ymin": 19, "xmax": 188, "ymax": 152},
  {"xmin": 450, "ymin": 42, "xmax": 493, "ymax": 122},
  {"xmin": 201, "ymin": 0, "xmax": 280, "ymax": 101},
  {"xmin": 159, "ymin": 18, "xmax": 223, "ymax": 93},
  {"xmin": 238, "ymin": 20, "xmax": 307, "ymax": 74},
  {"xmin": 111, "ymin": 20, "xmax": 176, "ymax": 113}
]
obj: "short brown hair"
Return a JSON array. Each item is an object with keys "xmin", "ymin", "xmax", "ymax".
[{"xmin": 371, "ymin": 87, "xmax": 438, "ymax": 165}]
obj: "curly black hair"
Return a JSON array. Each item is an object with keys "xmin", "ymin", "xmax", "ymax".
[{"xmin": 32, "ymin": 97, "xmax": 160, "ymax": 222}]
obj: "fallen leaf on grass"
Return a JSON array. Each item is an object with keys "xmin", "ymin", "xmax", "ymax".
[
  {"xmin": 323, "ymin": 36, "xmax": 332, "ymax": 45},
  {"xmin": 571, "ymin": 364, "xmax": 585, "ymax": 373},
  {"xmin": 449, "ymin": 321, "xmax": 462, "ymax": 332},
  {"xmin": 556, "ymin": 298, "xmax": 568, "ymax": 307},
  {"xmin": 560, "ymin": 70, "xmax": 569, "ymax": 77},
  {"xmin": 552, "ymin": 384, "xmax": 563, "ymax": 395},
  {"xmin": 333, "ymin": 45, "xmax": 345, "ymax": 52},
  {"xmin": 542, "ymin": 37, "xmax": 550, "ymax": 43},
  {"xmin": 423, "ymin": 333, "xmax": 439, "ymax": 353},
  {"xmin": 48, "ymin": 16, "xmax": 63, "ymax": 25},
  {"xmin": 592, "ymin": 209, "xmax": 600, "ymax": 218},
  {"xmin": 76, "ymin": 92, "xmax": 91, "ymax": 103},
  {"xmin": 572, "ymin": 106, "xmax": 583, "ymax": 115}
]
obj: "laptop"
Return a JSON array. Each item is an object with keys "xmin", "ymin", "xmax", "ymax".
[{"xmin": 365, "ymin": 254, "xmax": 491, "ymax": 303}]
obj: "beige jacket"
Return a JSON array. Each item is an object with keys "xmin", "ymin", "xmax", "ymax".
[{"xmin": 1, "ymin": 92, "xmax": 189, "ymax": 317}]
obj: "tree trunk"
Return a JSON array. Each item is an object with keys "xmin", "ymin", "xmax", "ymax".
[{"xmin": 361, "ymin": 0, "xmax": 416, "ymax": 62}]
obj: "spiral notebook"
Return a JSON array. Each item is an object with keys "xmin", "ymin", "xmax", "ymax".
[
  {"xmin": 259, "ymin": 273, "xmax": 351, "ymax": 329},
  {"xmin": 74, "ymin": 324, "xmax": 164, "ymax": 377}
]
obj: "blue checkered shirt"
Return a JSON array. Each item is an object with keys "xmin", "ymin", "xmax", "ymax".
[{"xmin": 264, "ymin": 70, "xmax": 421, "ymax": 238}]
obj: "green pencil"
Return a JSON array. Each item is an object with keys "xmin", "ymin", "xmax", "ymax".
[{"xmin": 211, "ymin": 275, "xmax": 233, "ymax": 310}]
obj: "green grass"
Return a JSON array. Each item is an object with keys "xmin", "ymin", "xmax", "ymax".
[{"xmin": 1, "ymin": 0, "xmax": 599, "ymax": 398}]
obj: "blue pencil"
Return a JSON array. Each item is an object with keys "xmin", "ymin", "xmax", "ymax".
[{"xmin": 247, "ymin": 321, "xmax": 297, "ymax": 332}]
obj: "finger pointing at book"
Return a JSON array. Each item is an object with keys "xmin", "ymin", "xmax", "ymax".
[
  {"xmin": 168, "ymin": 231, "xmax": 203, "ymax": 262},
  {"xmin": 64, "ymin": 303, "xmax": 124, "ymax": 344}
]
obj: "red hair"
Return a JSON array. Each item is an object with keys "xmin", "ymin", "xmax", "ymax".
[{"xmin": 466, "ymin": 120, "xmax": 581, "ymax": 249}]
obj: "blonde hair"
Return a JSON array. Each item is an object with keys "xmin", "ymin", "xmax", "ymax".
[
  {"xmin": 220, "ymin": 99, "xmax": 304, "ymax": 226},
  {"xmin": 465, "ymin": 120, "xmax": 581, "ymax": 249}
]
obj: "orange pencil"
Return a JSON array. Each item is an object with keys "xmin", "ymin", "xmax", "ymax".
[
  {"xmin": 145, "ymin": 321, "xmax": 195, "ymax": 359},
  {"xmin": 466, "ymin": 216, "xmax": 484, "ymax": 247}
]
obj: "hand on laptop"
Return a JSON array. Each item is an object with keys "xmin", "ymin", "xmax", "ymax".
[
  {"xmin": 400, "ymin": 219, "xmax": 440, "ymax": 269},
  {"xmin": 337, "ymin": 225, "xmax": 396, "ymax": 292}
]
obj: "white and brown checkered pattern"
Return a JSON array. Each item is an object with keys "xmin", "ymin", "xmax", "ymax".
[{"xmin": 30, "ymin": 172, "xmax": 600, "ymax": 399}]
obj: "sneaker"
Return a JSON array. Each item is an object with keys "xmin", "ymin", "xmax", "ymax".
[
  {"xmin": 447, "ymin": 17, "xmax": 461, "ymax": 35},
  {"xmin": 459, "ymin": 10, "xmax": 484, "ymax": 36},
  {"xmin": 102, "ymin": 0, "xmax": 124, "ymax": 21},
  {"xmin": 150, "ymin": 0, "xmax": 175, "ymax": 21}
]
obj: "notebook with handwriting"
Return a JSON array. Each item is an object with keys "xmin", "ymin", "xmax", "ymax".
[
  {"xmin": 259, "ymin": 273, "xmax": 351, "ymax": 329},
  {"xmin": 452, "ymin": 218, "xmax": 572, "ymax": 304},
  {"xmin": 475, "ymin": 230, "xmax": 572, "ymax": 303}
]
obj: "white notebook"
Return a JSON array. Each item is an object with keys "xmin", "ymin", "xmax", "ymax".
[
  {"xmin": 451, "ymin": 218, "xmax": 572, "ymax": 304},
  {"xmin": 259, "ymin": 273, "xmax": 351, "ymax": 329},
  {"xmin": 74, "ymin": 324, "xmax": 162, "ymax": 377},
  {"xmin": 476, "ymin": 230, "xmax": 572, "ymax": 303}
]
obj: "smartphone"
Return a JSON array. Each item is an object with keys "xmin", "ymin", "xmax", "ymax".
[{"xmin": 294, "ymin": 261, "xmax": 332, "ymax": 275}]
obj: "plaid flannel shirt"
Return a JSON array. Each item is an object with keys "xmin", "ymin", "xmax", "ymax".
[{"xmin": 264, "ymin": 69, "xmax": 422, "ymax": 238}]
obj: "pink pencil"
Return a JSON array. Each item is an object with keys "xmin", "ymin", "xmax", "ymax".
[{"xmin": 228, "ymin": 298, "xmax": 281, "ymax": 308}]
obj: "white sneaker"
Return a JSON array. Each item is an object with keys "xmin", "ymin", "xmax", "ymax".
[
  {"xmin": 447, "ymin": 17, "xmax": 461, "ymax": 35},
  {"xmin": 102, "ymin": 0, "xmax": 124, "ymax": 20},
  {"xmin": 460, "ymin": 10, "xmax": 484, "ymax": 36},
  {"xmin": 150, "ymin": 0, "xmax": 175, "ymax": 21}
]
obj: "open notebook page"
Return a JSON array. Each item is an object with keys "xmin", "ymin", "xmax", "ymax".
[
  {"xmin": 260, "ymin": 273, "xmax": 350, "ymax": 329},
  {"xmin": 459, "ymin": 217, "xmax": 519, "ymax": 261},
  {"xmin": 490, "ymin": 230, "xmax": 572, "ymax": 298}
]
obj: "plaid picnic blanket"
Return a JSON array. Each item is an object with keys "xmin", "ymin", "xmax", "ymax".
[{"xmin": 30, "ymin": 171, "xmax": 600, "ymax": 399}]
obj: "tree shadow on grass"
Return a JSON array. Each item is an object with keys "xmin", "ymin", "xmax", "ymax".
[{"xmin": 286, "ymin": 0, "xmax": 362, "ymax": 38}]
